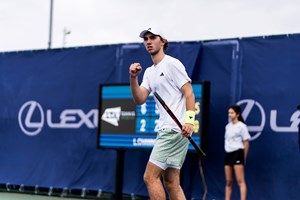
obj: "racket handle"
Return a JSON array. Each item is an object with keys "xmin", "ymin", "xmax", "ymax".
[{"xmin": 154, "ymin": 92, "xmax": 206, "ymax": 157}]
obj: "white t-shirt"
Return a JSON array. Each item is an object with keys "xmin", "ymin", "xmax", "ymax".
[
  {"xmin": 141, "ymin": 55, "xmax": 191, "ymax": 132},
  {"xmin": 224, "ymin": 121, "xmax": 251, "ymax": 153}
]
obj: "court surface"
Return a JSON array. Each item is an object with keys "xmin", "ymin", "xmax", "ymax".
[
  {"xmin": 0, "ymin": 193, "xmax": 86, "ymax": 200},
  {"xmin": 0, "ymin": 192, "xmax": 148, "ymax": 200}
]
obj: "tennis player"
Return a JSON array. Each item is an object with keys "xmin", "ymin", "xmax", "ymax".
[
  {"xmin": 129, "ymin": 27, "xmax": 195, "ymax": 200},
  {"xmin": 224, "ymin": 105, "xmax": 250, "ymax": 200}
]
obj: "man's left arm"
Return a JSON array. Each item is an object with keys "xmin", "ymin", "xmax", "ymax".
[{"xmin": 181, "ymin": 82, "xmax": 195, "ymax": 137}]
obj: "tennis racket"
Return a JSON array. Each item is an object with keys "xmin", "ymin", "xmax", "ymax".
[{"xmin": 153, "ymin": 92, "xmax": 206, "ymax": 157}]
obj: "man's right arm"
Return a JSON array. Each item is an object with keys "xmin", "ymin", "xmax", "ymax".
[{"xmin": 129, "ymin": 63, "xmax": 149, "ymax": 105}]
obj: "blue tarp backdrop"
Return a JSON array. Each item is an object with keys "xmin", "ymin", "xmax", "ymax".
[{"xmin": 0, "ymin": 34, "xmax": 299, "ymax": 199}]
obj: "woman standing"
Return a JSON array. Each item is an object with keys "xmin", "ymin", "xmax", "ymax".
[{"xmin": 224, "ymin": 105, "xmax": 251, "ymax": 200}]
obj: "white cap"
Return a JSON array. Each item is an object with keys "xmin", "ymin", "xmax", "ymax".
[{"xmin": 139, "ymin": 27, "xmax": 166, "ymax": 39}]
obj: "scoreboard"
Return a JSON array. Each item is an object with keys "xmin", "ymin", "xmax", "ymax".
[{"xmin": 97, "ymin": 82, "xmax": 210, "ymax": 151}]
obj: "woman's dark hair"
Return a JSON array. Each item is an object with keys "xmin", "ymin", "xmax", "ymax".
[{"xmin": 229, "ymin": 105, "xmax": 245, "ymax": 123}]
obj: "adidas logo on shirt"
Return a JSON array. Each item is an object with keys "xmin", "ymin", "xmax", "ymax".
[{"xmin": 160, "ymin": 72, "xmax": 164, "ymax": 76}]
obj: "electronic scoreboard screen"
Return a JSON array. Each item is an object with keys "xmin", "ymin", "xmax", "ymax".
[{"xmin": 97, "ymin": 82, "xmax": 210, "ymax": 151}]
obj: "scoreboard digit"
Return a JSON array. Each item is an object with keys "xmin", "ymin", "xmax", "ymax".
[{"xmin": 136, "ymin": 98, "xmax": 159, "ymax": 134}]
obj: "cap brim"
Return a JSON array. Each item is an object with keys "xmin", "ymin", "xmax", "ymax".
[
  {"xmin": 139, "ymin": 30, "xmax": 160, "ymax": 38},
  {"xmin": 139, "ymin": 30, "xmax": 148, "ymax": 38}
]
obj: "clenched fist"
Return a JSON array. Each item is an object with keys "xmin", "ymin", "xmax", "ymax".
[{"xmin": 129, "ymin": 63, "xmax": 142, "ymax": 78}]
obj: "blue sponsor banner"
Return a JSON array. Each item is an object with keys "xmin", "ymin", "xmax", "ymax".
[
  {"xmin": 192, "ymin": 36, "xmax": 300, "ymax": 200},
  {"xmin": 0, "ymin": 46, "xmax": 118, "ymax": 191},
  {"xmin": 0, "ymin": 35, "xmax": 300, "ymax": 199}
]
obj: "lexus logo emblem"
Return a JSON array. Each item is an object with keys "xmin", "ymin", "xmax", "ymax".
[
  {"xmin": 236, "ymin": 99, "xmax": 266, "ymax": 141},
  {"xmin": 18, "ymin": 101, "xmax": 44, "ymax": 136}
]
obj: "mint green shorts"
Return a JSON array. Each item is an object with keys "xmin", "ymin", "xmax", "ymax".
[{"xmin": 150, "ymin": 128, "xmax": 189, "ymax": 169}]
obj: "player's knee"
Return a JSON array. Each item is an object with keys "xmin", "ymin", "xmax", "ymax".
[
  {"xmin": 164, "ymin": 181, "xmax": 173, "ymax": 192},
  {"xmin": 164, "ymin": 179, "xmax": 178, "ymax": 192},
  {"xmin": 226, "ymin": 179, "xmax": 233, "ymax": 187},
  {"xmin": 143, "ymin": 172, "xmax": 156, "ymax": 186},
  {"xmin": 143, "ymin": 173, "xmax": 150, "ymax": 185},
  {"xmin": 236, "ymin": 178, "xmax": 246, "ymax": 187}
]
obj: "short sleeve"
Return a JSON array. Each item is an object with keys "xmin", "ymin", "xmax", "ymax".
[
  {"xmin": 140, "ymin": 68, "xmax": 151, "ymax": 93},
  {"xmin": 169, "ymin": 59, "xmax": 191, "ymax": 89},
  {"xmin": 241, "ymin": 124, "xmax": 251, "ymax": 141}
]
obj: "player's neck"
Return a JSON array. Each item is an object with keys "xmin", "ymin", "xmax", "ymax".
[
  {"xmin": 232, "ymin": 119, "xmax": 239, "ymax": 124},
  {"xmin": 151, "ymin": 50, "xmax": 165, "ymax": 66}
]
